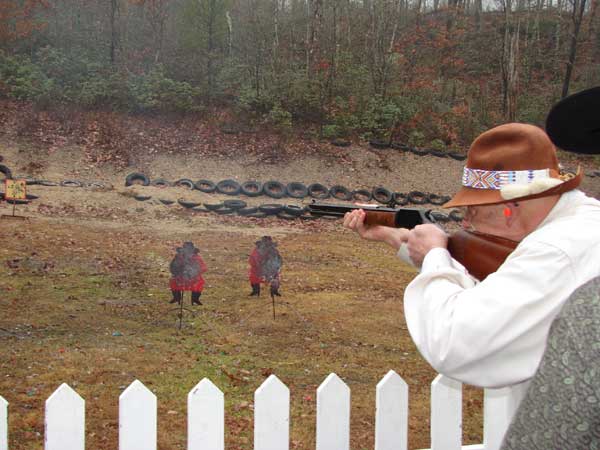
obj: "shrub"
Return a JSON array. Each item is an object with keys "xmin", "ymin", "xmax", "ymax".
[
  {"xmin": 129, "ymin": 66, "xmax": 202, "ymax": 113},
  {"xmin": 0, "ymin": 52, "xmax": 56, "ymax": 104},
  {"xmin": 267, "ymin": 103, "xmax": 292, "ymax": 131},
  {"xmin": 429, "ymin": 138, "xmax": 447, "ymax": 151},
  {"xmin": 408, "ymin": 130, "xmax": 426, "ymax": 147}
]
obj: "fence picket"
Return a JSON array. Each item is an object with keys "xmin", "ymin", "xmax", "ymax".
[
  {"xmin": 45, "ymin": 384, "xmax": 84, "ymax": 450},
  {"xmin": 430, "ymin": 375, "xmax": 462, "ymax": 450},
  {"xmin": 188, "ymin": 378, "xmax": 224, "ymax": 450},
  {"xmin": 0, "ymin": 396, "xmax": 7, "ymax": 450},
  {"xmin": 254, "ymin": 375, "xmax": 289, "ymax": 450},
  {"xmin": 316, "ymin": 373, "xmax": 350, "ymax": 450},
  {"xmin": 482, "ymin": 386, "xmax": 517, "ymax": 450},
  {"xmin": 119, "ymin": 380, "xmax": 157, "ymax": 450},
  {"xmin": 375, "ymin": 370, "xmax": 408, "ymax": 450},
  {"xmin": 0, "ymin": 371, "xmax": 516, "ymax": 449}
]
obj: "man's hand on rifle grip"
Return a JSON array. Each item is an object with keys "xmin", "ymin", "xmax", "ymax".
[
  {"xmin": 406, "ymin": 224, "xmax": 449, "ymax": 267},
  {"xmin": 343, "ymin": 209, "xmax": 409, "ymax": 249}
]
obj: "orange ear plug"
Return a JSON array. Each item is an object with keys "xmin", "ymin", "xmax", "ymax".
[{"xmin": 503, "ymin": 206, "xmax": 512, "ymax": 217}]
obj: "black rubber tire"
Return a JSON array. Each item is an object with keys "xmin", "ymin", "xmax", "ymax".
[
  {"xmin": 16, "ymin": 176, "xmax": 38, "ymax": 185},
  {"xmin": 308, "ymin": 183, "xmax": 330, "ymax": 199},
  {"xmin": 4, "ymin": 198, "xmax": 29, "ymax": 205},
  {"xmin": 277, "ymin": 211, "xmax": 300, "ymax": 220},
  {"xmin": 61, "ymin": 180, "xmax": 83, "ymax": 188},
  {"xmin": 245, "ymin": 212, "xmax": 268, "ymax": 219},
  {"xmin": 329, "ymin": 185, "xmax": 353, "ymax": 201},
  {"xmin": 391, "ymin": 142, "xmax": 410, "ymax": 151},
  {"xmin": 429, "ymin": 150, "xmax": 447, "ymax": 158},
  {"xmin": 331, "ymin": 139, "xmax": 351, "ymax": 147},
  {"xmin": 151, "ymin": 178, "xmax": 172, "ymax": 188},
  {"xmin": 430, "ymin": 211, "xmax": 450, "ymax": 223},
  {"xmin": 258, "ymin": 203, "xmax": 284, "ymax": 215},
  {"xmin": 204, "ymin": 202, "xmax": 225, "ymax": 211},
  {"xmin": 195, "ymin": 179, "xmax": 217, "ymax": 193},
  {"xmin": 159, "ymin": 199, "xmax": 175, "ymax": 205},
  {"xmin": 237, "ymin": 206, "xmax": 259, "ymax": 216},
  {"xmin": 448, "ymin": 152, "xmax": 467, "ymax": 161},
  {"xmin": 0, "ymin": 164, "xmax": 12, "ymax": 180},
  {"xmin": 285, "ymin": 182, "xmax": 308, "ymax": 199},
  {"xmin": 213, "ymin": 207, "xmax": 236, "ymax": 215},
  {"xmin": 427, "ymin": 193, "xmax": 451, "ymax": 206},
  {"xmin": 283, "ymin": 204, "xmax": 305, "ymax": 217},
  {"xmin": 174, "ymin": 179, "xmax": 194, "ymax": 189},
  {"xmin": 20, "ymin": 175, "xmax": 38, "ymax": 186},
  {"xmin": 408, "ymin": 190, "xmax": 427, "ymax": 205},
  {"xmin": 87, "ymin": 181, "xmax": 110, "ymax": 189},
  {"xmin": 178, "ymin": 199, "xmax": 201, "ymax": 208},
  {"xmin": 449, "ymin": 209, "xmax": 465, "ymax": 222},
  {"xmin": 372, "ymin": 187, "xmax": 393, "ymax": 204},
  {"xmin": 216, "ymin": 179, "xmax": 241, "ymax": 196},
  {"xmin": 38, "ymin": 180, "xmax": 59, "ymax": 187},
  {"xmin": 393, "ymin": 192, "xmax": 409, "ymax": 206},
  {"xmin": 125, "ymin": 172, "xmax": 150, "ymax": 187},
  {"xmin": 263, "ymin": 181, "xmax": 286, "ymax": 199},
  {"xmin": 241, "ymin": 181, "xmax": 263, "ymax": 197},
  {"xmin": 411, "ymin": 148, "xmax": 430, "ymax": 156},
  {"xmin": 134, "ymin": 195, "xmax": 152, "ymax": 201},
  {"xmin": 223, "ymin": 199, "xmax": 247, "ymax": 210},
  {"xmin": 369, "ymin": 139, "xmax": 389, "ymax": 149},
  {"xmin": 352, "ymin": 189, "xmax": 373, "ymax": 202}
]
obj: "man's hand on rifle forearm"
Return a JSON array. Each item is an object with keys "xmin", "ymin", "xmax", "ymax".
[
  {"xmin": 343, "ymin": 209, "xmax": 409, "ymax": 249},
  {"xmin": 406, "ymin": 224, "xmax": 448, "ymax": 267}
]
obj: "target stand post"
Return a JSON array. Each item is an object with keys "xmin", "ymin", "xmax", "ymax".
[{"xmin": 167, "ymin": 291, "xmax": 195, "ymax": 330}]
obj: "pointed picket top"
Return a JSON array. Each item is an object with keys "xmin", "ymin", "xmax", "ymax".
[
  {"xmin": 430, "ymin": 375, "xmax": 462, "ymax": 450},
  {"xmin": 119, "ymin": 380, "xmax": 157, "ymax": 450},
  {"xmin": 483, "ymin": 386, "xmax": 518, "ymax": 450},
  {"xmin": 0, "ymin": 396, "xmax": 7, "ymax": 450},
  {"xmin": 45, "ymin": 383, "xmax": 85, "ymax": 450},
  {"xmin": 254, "ymin": 375, "xmax": 290, "ymax": 450},
  {"xmin": 316, "ymin": 373, "xmax": 350, "ymax": 450},
  {"xmin": 375, "ymin": 370, "xmax": 408, "ymax": 450},
  {"xmin": 188, "ymin": 378, "xmax": 224, "ymax": 450}
]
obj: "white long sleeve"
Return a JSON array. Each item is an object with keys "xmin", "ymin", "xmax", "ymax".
[{"xmin": 402, "ymin": 190, "xmax": 600, "ymax": 388}]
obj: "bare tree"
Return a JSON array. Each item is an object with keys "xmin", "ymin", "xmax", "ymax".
[
  {"xmin": 500, "ymin": 0, "xmax": 520, "ymax": 120},
  {"xmin": 561, "ymin": 0, "xmax": 587, "ymax": 97}
]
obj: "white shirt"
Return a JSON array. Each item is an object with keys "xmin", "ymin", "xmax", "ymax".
[{"xmin": 403, "ymin": 190, "xmax": 600, "ymax": 395}]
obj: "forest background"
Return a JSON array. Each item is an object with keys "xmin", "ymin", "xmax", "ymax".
[{"xmin": 0, "ymin": 0, "xmax": 599, "ymax": 152}]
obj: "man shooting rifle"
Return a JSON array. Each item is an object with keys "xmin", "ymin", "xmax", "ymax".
[{"xmin": 343, "ymin": 123, "xmax": 600, "ymax": 420}]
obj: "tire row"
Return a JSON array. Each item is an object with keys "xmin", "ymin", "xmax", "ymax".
[
  {"xmin": 366, "ymin": 141, "xmax": 468, "ymax": 160},
  {"xmin": 132, "ymin": 195, "xmax": 466, "ymax": 223},
  {"xmin": 125, "ymin": 173, "xmax": 452, "ymax": 207}
]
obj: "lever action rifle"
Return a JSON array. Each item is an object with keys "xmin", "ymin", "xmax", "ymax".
[{"xmin": 308, "ymin": 201, "xmax": 519, "ymax": 281}]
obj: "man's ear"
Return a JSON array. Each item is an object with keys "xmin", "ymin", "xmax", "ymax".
[{"xmin": 504, "ymin": 202, "xmax": 519, "ymax": 226}]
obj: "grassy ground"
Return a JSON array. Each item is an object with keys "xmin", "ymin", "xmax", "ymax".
[{"xmin": 0, "ymin": 212, "xmax": 485, "ymax": 449}]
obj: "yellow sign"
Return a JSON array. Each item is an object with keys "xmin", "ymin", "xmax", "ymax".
[{"xmin": 5, "ymin": 179, "xmax": 27, "ymax": 200}]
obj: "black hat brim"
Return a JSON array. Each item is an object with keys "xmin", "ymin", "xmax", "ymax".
[{"xmin": 545, "ymin": 86, "xmax": 600, "ymax": 154}]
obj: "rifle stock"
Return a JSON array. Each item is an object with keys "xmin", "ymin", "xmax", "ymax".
[{"xmin": 308, "ymin": 201, "xmax": 519, "ymax": 280}]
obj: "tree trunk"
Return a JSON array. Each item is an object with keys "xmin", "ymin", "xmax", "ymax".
[
  {"xmin": 561, "ymin": 0, "xmax": 587, "ymax": 97},
  {"xmin": 110, "ymin": 0, "xmax": 118, "ymax": 64}
]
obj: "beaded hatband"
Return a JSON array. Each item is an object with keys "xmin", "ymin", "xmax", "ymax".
[{"xmin": 462, "ymin": 167, "xmax": 551, "ymax": 190}]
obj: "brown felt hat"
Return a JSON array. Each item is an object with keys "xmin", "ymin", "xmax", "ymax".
[{"xmin": 444, "ymin": 123, "xmax": 582, "ymax": 208}]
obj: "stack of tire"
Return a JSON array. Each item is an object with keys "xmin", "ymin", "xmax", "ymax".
[{"xmin": 123, "ymin": 173, "xmax": 464, "ymax": 223}]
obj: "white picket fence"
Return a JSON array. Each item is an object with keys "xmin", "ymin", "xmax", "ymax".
[{"xmin": 0, "ymin": 371, "xmax": 517, "ymax": 450}]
